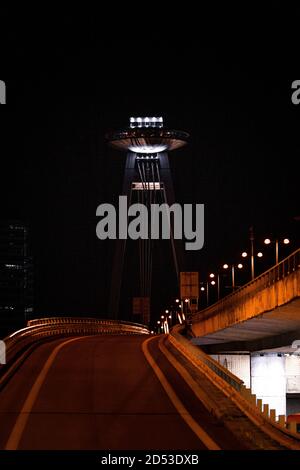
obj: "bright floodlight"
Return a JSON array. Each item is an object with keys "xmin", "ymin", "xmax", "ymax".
[
  {"xmin": 107, "ymin": 116, "xmax": 189, "ymax": 154},
  {"xmin": 223, "ymin": 264, "xmax": 229, "ymax": 269},
  {"xmin": 157, "ymin": 320, "xmax": 160, "ymax": 324},
  {"xmin": 238, "ymin": 263, "xmax": 243, "ymax": 269},
  {"xmin": 175, "ymin": 298, "xmax": 180, "ymax": 303},
  {"xmin": 283, "ymin": 238, "xmax": 290, "ymax": 245},
  {"xmin": 168, "ymin": 315, "xmax": 172, "ymax": 319},
  {"xmin": 242, "ymin": 252, "xmax": 248, "ymax": 258},
  {"xmin": 211, "ymin": 280, "xmax": 216, "ymax": 285},
  {"xmin": 209, "ymin": 273, "xmax": 215, "ymax": 278},
  {"xmin": 257, "ymin": 252, "xmax": 263, "ymax": 258},
  {"xmin": 200, "ymin": 287, "xmax": 205, "ymax": 291},
  {"xmin": 184, "ymin": 298, "xmax": 189, "ymax": 303},
  {"xmin": 165, "ymin": 309, "xmax": 169, "ymax": 314},
  {"xmin": 130, "ymin": 116, "xmax": 163, "ymax": 129},
  {"xmin": 264, "ymin": 238, "xmax": 271, "ymax": 245}
]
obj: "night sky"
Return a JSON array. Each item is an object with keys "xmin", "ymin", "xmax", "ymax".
[{"xmin": 1, "ymin": 11, "xmax": 300, "ymax": 325}]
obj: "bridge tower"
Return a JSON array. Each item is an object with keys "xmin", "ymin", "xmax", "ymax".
[{"xmin": 106, "ymin": 117, "xmax": 189, "ymax": 323}]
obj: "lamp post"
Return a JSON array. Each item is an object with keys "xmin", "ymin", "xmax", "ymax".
[
  {"xmin": 209, "ymin": 272, "xmax": 220, "ymax": 300},
  {"xmin": 165, "ymin": 309, "xmax": 172, "ymax": 327},
  {"xmin": 175, "ymin": 298, "xmax": 183, "ymax": 324},
  {"xmin": 223, "ymin": 263, "xmax": 243, "ymax": 291},
  {"xmin": 200, "ymin": 280, "xmax": 216, "ymax": 307},
  {"xmin": 184, "ymin": 298, "xmax": 189, "ymax": 318},
  {"xmin": 241, "ymin": 251, "xmax": 263, "ymax": 280},
  {"xmin": 199, "ymin": 285, "xmax": 206, "ymax": 307},
  {"xmin": 264, "ymin": 238, "xmax": 290, "ymax": 265},
  {"xmin": 249, "ymin": 226, "xmax": 255, "ymax": 280}
]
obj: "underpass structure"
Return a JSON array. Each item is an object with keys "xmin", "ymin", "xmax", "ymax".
[{"xmin": 190, "ymin": 248, "xmax": 300, "ymax": 422}]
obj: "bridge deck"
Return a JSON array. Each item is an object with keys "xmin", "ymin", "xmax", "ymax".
[{"xmin": 0, "ymin": 335, "xmax": 246, "ymax": 450}]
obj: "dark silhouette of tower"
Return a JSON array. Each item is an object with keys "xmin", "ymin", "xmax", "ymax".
[{"xmin": 106, "ymin": 117, "xmax": 189, "ymax": 322}]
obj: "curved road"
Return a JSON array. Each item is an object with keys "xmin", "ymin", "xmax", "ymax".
[{"xmin": 0, "ymin": 335, "xmax": 245, "ymax": 450}]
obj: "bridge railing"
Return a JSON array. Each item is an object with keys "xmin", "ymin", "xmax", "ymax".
[
  {"xmin": 192, "ymin": 248, "xmax": 300, "ymax": 323},
  {"xmin": 169, "ymin": 324, "xmax": 243, "ymax": 391},
  {"xmin": 1, "ymin": 318, "xmax": 149, "ymax": 369},
  {"xmin": 27, "ymin": 317, "xmax": 148, "ymax": 330}
]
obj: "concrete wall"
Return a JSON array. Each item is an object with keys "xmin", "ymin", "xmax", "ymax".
[
  {"xmin": 210, "ymin": 354, "xmax": 251, "ymax": 388},
  {"xmin": 212, "ymin": 353, "xmax": 300, "ymax": 417},
  {"xmin": 251, "ymin": 354, "xmax": 286, "ymax": 417},
  {"xmin": 286, "ymin": 355, "xmax": 300, "ymax": 393}
]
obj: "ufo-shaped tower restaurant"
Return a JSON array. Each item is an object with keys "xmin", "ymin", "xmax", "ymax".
[{"xmin": 107, "ymin": 117, "xmax": 189, "ymax": 324}]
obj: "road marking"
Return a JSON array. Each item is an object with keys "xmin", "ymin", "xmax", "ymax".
[
  {"xmin": 5, "ymin": 336, "xmax": 86, "ymax": 450},
  {"xmin": 141, "ymin": 337, "xmax": 220, "ymax": 450}
]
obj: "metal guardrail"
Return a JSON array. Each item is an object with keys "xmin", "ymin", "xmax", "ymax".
[
  {"xmin": 192, "ymin": 248, "xmax": 300, "ymax": 323},
  {"xmin": 27, "ymin": 317, "xmax": 148, "ymax": 330},
  {"xmin": 170, "ymin": 325, "xmax": 243, "ymax": 391},
  {"xmin": 1, "ymin": 318, "xmax": 149, "ymax": 368}
]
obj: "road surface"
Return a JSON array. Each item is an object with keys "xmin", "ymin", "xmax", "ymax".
[{"xmin": 0, "ymin": 335, "xmax": 245, "ymax": 450}]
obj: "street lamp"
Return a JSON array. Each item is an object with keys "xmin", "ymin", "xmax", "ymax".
[
  {"xmin": 264, "ymin": 238, "xmax": 290, "ymax": 265},
  {"xmin": 223, "ymin": 263, "xmax": 243, "ymax": 291},
  {"xmin": 240, "ymin": 252, "xmax": 264, "ymax": 280},
  {"xmin": 163, "ymin": 319, "xmax": 169, "ymax": 334},
  {"xmin": 249, "ymin": 226, "xmax": 255, "ymax": 280},
  {"xmin": 209, "ymin": 272, "xmax": 220, "ymax": 300},
  {"xmin": 200, "ymin": 281, "xmax": 214, "ymax": 306},
  {"xmin": 175, "ymin": 298, "xmax": 184, "ymax": 316}
]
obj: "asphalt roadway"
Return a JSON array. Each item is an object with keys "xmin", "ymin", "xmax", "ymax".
[{"xmin": 0, "ymin": 335, "xmax": 246, "ymax": 450}]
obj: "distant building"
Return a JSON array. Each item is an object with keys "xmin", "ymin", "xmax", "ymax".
[{"xmin": 0, "ymin": 222, "xmax": 34, "ymax": 337}]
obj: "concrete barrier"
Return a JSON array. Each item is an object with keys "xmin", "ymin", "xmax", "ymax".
[
  {"xmin": 191, "ymin": 249, "xmax": 300, "ymax": 338},
  {"xmin": 168, "ymin": 325, "xmax": 300, "ymax": 449}
]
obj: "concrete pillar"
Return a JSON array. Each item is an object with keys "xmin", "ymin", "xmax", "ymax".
[
  {"xmin": 263, "ymin": 403, "xmax": 269, "ymax": 417},
  {"xmin": 278, "ymin": 415, "xmax": 286, "ymax": 427},
  {"xmin": 257, "ymin": 398, "xmax": 263, "ymax": 412},
  {"xmin": 243, "ymin": 387, "xmax": 252, "ymax": 401},
  {"xmin": 251, "ymin": 354, "xmax": 286, "ymax": 418},
  {"xmin": 250, "ymin": 394, "xmax": 257, "ymax": 406}
]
